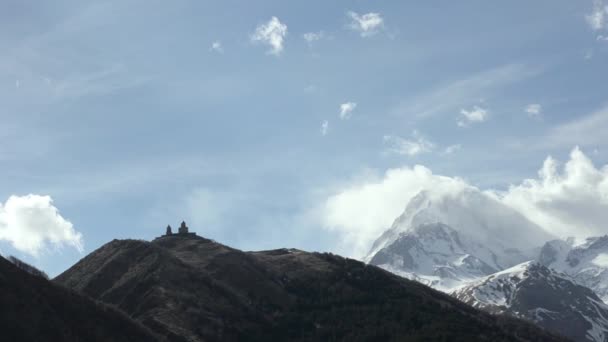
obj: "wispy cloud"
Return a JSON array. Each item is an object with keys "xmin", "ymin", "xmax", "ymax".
[
  {"xmin": 458, "ymin": 106, "xmax": 488, "ymax": 127},
  {"xmin": 443, "ymin": 144, "xmax": 462, "ymax": 155},
  {"xmin": 525, "ymin": 103, "xmax": 542, "ymax": 118},
  {"xmin": 541, "ymin": 105, "xmax": 608, "ymax": 148},
  {"xmin": 303, "ymin": 31, "xmax": 325, "ymax": 45},
  {"xmin": 339, "ymin": 102, "xmax": 357, "ymax": 120},
  {"xmin": 390, "ymin": 64, "xmax": 541, "ymax": 119},
  {"xmin": 251, "ymin": 17, "xmax": 288, "ymax": 56},
  {"xmin": 383, "ymin": 131, "xmax": 434, "ymax": 156},
  {"xmin": 210, "ymin": 41, "xmax": 224, "ymax": 53},
  {"xmin": 321, "ymin": 120, "xmax": 329, "ymax": 136},
  {"xmin": 347, "ymin": 11, "xmax": 384, "ymax": 37}
]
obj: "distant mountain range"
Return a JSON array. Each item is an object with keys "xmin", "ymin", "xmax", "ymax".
[
  {"xmin": 4, "ymin": 184, "xmax": 605, "ymax": 341},
  {"xmin": 366, "ymin": 187, "xmax": 608, "ymax": 342}
]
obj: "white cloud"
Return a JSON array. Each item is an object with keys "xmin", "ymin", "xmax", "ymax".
[
  {"xmin": 321, "ymin": 120, "xmax": 329, "ymax": 136},
  {"xmin": 496, "ymin": 147, "xmax": 608, "ymax": 239},
  {"xmin": 318, "ymin": 147, "xmax": 608, "ymax": 258},
  {"xmin": 347, "ymin": 11, "xmax": 384, "ymax": 37},
  {"xmin": 339, "ymin": 102, "xmax": 357, "ymax": 119},
  {"xmin": 321, "ymin": 166, "xmax": 469, "ymax": 257},
  {"xmin": 0, "ymin": 195, "xmax": 83, "ymax": 257},
  {"xmin": 443, "ymin": 144, "xmax": 462, "ymax": 155},
  {"xmin": 210, "ymin": 40, "xmax": 223, "ymax": 53},
  {"xmin": 525, "ymin": 103, "xmax": 542, "ymax": 117},
  {"xmin": 303, "ymin": 31, "xmax": 325, "ymax": 44},
  {"xmin": 458, "ymin": 106, "xmax": 488, "ymax": 127},
  {"xmin": 383, "ymin": 131, "xmax": 434, "ymax": 156},
  {"xmin": 251, "ymin": 16, "xmax": 288, "ymax": 55},
  {"xmin": 586, "ymin": 0, "xmax": 607, "ymax": 31}
]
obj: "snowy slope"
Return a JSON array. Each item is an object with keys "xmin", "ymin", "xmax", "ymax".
[
  {"xmin": 365, "ymin": 188, "xmax": 554, "ymax": 290},
  {"xmin": 539, "ymin": 236, "xmax": 608, "ymax": 304},
  {"xmin": 452, "ymin": 261, "xmax": 608, "ymax": 342}
]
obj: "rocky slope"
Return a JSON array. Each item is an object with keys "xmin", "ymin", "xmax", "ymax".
[
  {"xmin": 0, "ymin": 255, "xmax": 161, "ymax": 342},
  {"xmin": 452, "ymin": 262, "xmax": 608, "ymax": 342},
  {"xmin": 55, "ymin": 234, "xmax": 566, "ymax": 342},
  {"xmin": 539, "ymin": 236, "xmax": 608, "ymax": 303},
  {"xmin": 366, "ymin": 189, "xmax": 554, "ymax": 290}
]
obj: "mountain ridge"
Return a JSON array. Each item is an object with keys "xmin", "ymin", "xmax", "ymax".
[
  {"xmin": 0, "ymin": 254, "xmax": 162, "ymax": 342},
  {"xmin": 452, "ymin": 261, "xmax": 608, "ymax": 342},
  {"xmin": 54, "ymin": 233, "xmax": 567, "ymax": 341}
]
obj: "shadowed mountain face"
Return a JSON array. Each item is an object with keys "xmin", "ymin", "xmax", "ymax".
[
  {"xmin": 0, "ymin": 255, "xmax": 160, "ymax": 342},
  {"xmin": 55, "ymin": 234, "xmax": 567, "ymax": 342},
  {"xmin": 453, "ymin": 262, "xmax": 608, "ymax": 342}
]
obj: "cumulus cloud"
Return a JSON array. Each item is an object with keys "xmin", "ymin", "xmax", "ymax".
[
  {"xmin": 525, "ymin": 103, "xmax": 542, "ymax": 117},
  {"xmin": 586, "ymin": 0, "xmax": 607, "ymax": 31},
  {"xmin": 0, "ymin": 195, "xmax": 83, "ymax": 257},
  {"xmin": 303, "ymin": 31, "xmax": 325, "ymax": 45},
  {"xmin": 320, "ymin": 120, "xmax": 329, "ymax": 136},
  {"xmin": 210, "ymin": 41, "xmax": 223, "ymax": 53},
  {"xmin": 339, "ymin": 102, "xmax": 357, "ymax": 119},
  {"xmin": 347, "ymin": 11, "xmax": 384, "ymax": 37},
  {"xmin": 496, "ymin": 147, "xmax": 608, "ymax": 239},
  {"xmin": 458, "ymin": 106, "xmax": 488, "ymax": 127},
  {"xmin": 383, "ymin": 131, "xmax": 434, "ymax": 156},
  {"xmin": 319, "ymin": 147, "xmax": 608, "ymax": 258},
  {"xmin": 251, "ymin": 17, "xmax": 287, "ymax": 55}
]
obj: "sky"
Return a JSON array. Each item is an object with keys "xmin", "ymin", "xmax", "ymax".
[{"xmin": 1, "ymin": 0, "xmax": 608, "ymax": 277}]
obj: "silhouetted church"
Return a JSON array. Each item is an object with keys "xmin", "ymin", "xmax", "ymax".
[{"xmin": 164, "ymin": 221, "xmax": 196, "ymax": 237}]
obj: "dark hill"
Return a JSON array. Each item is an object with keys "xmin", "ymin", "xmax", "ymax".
[
  {"xmin": 0, "ymin": 254, "xmax": 161, "ymax": 342},
  {"xmin": 55, "ymin": 234, "xmax": 568, "ymax": 342}
]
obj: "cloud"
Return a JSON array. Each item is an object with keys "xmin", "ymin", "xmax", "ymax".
[
  {"xmin": 391, "ymin": 64, "xmax": 541, "ymax": 119},
  {"xmin": 303, "ymin": 31, "xmax": 325, "ymax": 45},
  {"xmin": 339, "ymin": 102, "xmax": 357, "ymax": 119},
  {"xmin": 496, "ymin": 147, "xmax": 608, "ymax": 239},
  {"xmin": 347, "ymin": 11, "xmax": 384, "ymax": 37},
  {"xmin": 251, "ymin": 16, "xmax": 288, "ymax": 55},
  {"xmin": 443, "ymin": 144, "xmax": 462, "ymax": 155},
  {"xmin": 525, "ymin": 103, "xmax": 542, "ymax": 117},
  {"xmin": 458, "ymin": 106, "xmax": 488, "ymax": 127},
  {"xmin": 0, "ymin": 195, "xmax": 83, "ymax": 257},
  {"xmin": 586, "ymin": 0, "xmax": 607, "ymax": 31},
  {"xmin": 318, "ymin": 147, "xmax": 608, "ymax": 258},
  {"xmin": 541, "ymin": 105, "xmax": 608, "ymax": 149},
  {"xmin": 383, "ymin": 131, "xmax": 434, "ymax": 156},
  {"xmin": 210, "ymin": 40, "xmax": 223, "ymax": 53},
  {"xmin": 321, "ymin": 120, "xmax": 329, "ymax": 136},
  {"xmin": 320, "ymin": 166, "xmax": 469, "ymax": 257}
]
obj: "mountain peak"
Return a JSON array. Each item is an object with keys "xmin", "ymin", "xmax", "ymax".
[
  {"xmin": 539, "ymin": 235, "xmax": 608, "ymax": 303},
  {"xmin": 365, "ymin": 187, "xmax": 554, "ymax": 290}
]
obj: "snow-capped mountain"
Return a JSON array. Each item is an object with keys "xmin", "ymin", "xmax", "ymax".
[
  {"xmin": 452, "ymin": 261, "xmax": 608, "ymax": 342},
  {"xmin": 365, "ymin": 188, "xmax": 554, "ymax": 290},
  {"xmin": 539, "ymin": 236, "xmax": 608, "ymax": 303}
]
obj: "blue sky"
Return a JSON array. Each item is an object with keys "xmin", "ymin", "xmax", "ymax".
[{"xmin": 1, "ymin": 0, "xmax": 608, "ymax": 276}]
